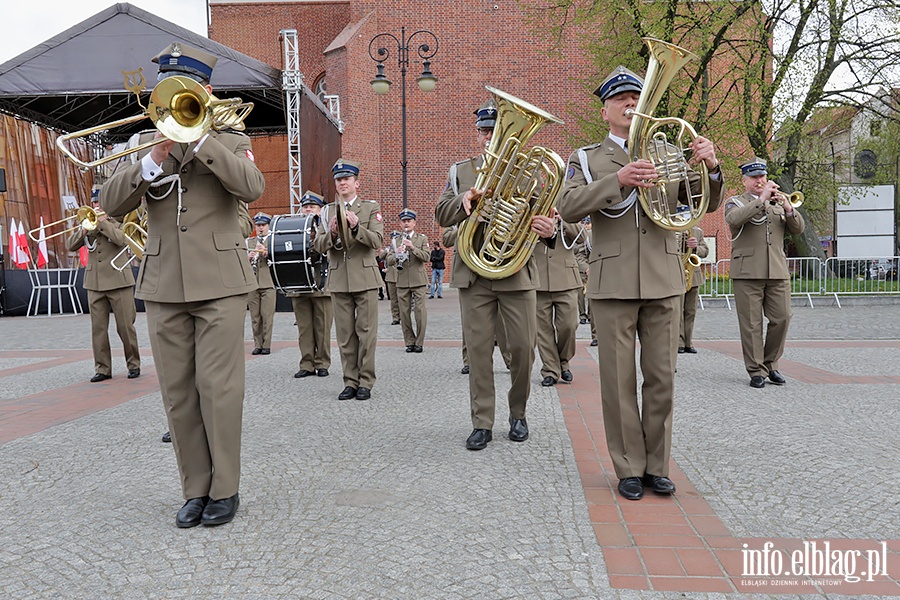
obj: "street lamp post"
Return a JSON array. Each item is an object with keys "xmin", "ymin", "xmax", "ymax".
[{"xmin": 368, "ymin": 27, "xmax": 439, "ymax": 209}]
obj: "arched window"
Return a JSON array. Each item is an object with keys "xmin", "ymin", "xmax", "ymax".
[{"xmin": 313, "ymin": 73, "xmax": 327, "ymax": 103}]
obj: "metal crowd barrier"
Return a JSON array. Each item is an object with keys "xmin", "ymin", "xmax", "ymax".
[{"xmin": 697, "ymin": 256, "xmax": 900, "ymax": 309}]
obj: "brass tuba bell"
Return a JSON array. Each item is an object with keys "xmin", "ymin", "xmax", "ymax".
[{"xmin": 456, "ymin": 87, "xmax": 565, "ymax": 279}]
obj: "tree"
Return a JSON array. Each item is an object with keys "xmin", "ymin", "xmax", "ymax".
[{"xmin": 528, "ymin": 0, "xmax": 900, "ymax": 259}]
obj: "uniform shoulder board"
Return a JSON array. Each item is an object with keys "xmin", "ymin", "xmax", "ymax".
[
  {"xmin": 577, "ymin": 142, "xmax": 603, "ymax": 152},
  {"xmin": 454, "ymin": 156, "xmax": 476, "ymax": 167},
  {"xmin": 363, "ymin": 199, "xmax": 377, "ymax": 203}
]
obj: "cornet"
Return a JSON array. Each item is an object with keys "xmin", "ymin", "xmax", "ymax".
[
  {"xmin": 769, "ymin": 190, "xmax": 804, "ymax": 208},
  {"xmin": 29, "ymin": 206, "xmax": 104, "ymax": 241}
]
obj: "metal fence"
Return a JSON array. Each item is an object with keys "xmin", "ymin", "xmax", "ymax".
[{"xmin": 698, "ymin": 256, "xmax": 900, "ymax": 308}]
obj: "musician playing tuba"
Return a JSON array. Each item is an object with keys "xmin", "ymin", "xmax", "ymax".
[
  {"xmin": 557, "ymin": 59, "xmax": 726, "ymax": 502},
  {"xmin": 435, "ymin": 98, "xmax": 560, "ymax": 452}
]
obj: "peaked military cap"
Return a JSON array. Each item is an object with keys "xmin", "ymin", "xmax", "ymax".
[
  {"xmin": 474, "ymin": 99, "xmax": 498, "ymax": 129},
  {"xmin": 740, "ymin": 158, "xmax": 768, "ymax": 177},
  {"xmin": 153, "ymin": 42, "xmax": 218, "ymax": 82},
  {"xmin": 253, "ymin": 212, "xmax": 272, "ymax": 224},
  {"xmin": 594, "ymin": 66, "xmax": 644, "ymax": 101},
  {"xmin": 398, "ymin": 208, "xmax": 417, "ymax": 220},
  {"xmin": 333, "ymin": 159, "xmax": 361, "ymax": 179},
  {"xmin": 301, "ymin": 190, "xmax": 326, "ymax": 206}
]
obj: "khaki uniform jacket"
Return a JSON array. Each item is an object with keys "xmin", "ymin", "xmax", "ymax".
[
  {"xmin": 313, "ymin": 199, "xmax": 384, "ymax": 293},
  {"xmin": 435, "ymin": 157, "xmax": 541, "ymax": 291},
  {"xmin": 248, "ymin": 232, "xmax": 275, "ymax": 289},
  {"xmin": 725, "ymin": 192, "xmax": 805, "ymax": 280},
  {"xmin": 101, "ymin": 131, "xmax": 265, "ymax": 302},
  {"xmin": 66, "ymin": 218, "xmax": 136, "ymax": 291},
  {"xmin": 442, "ymin": 226, "xmax": 458, "ymax": 248},
  {"xmin": 387, "ymin": 231, "xmax": 430, "ymax": 288},
  {"xmin": 685, "ymin": 226, "xmax": 709, "ymax": 288},
  {"xmin": 532, "ymin": 221, "xmax": 583, "ymax": 292},
  {"xmin": 557, "ymin": 137, "xmax": 725, "ymax": 299}
]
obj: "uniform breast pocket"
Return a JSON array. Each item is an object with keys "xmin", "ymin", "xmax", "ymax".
[
  {"xmin": 591, "ymin": 240, "xmax": 621, "ymax": 294},
  {"xmin": 137, "ymin": 235, "xmax": 161, "ymax": 294},
  {"xmin": 214, "ymin": 231, "xmax": 251, "ymax": 288},
  {"xmin": 732, "ymin": 247, "xmax": 754, "ymax": 277}
]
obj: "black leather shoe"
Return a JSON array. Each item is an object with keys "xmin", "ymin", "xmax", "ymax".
[
  {"xmin": 338, "ymin": 386, "xmax": 357, "ymax": 400},
  {"xmin": 176, "ymin": 496, "xmax": 209, "ymax": 528},
  {"xmin": 508, "ymin": 418, "xmax": 529, "ymax": 442},
  {"xmin": 316, "ymin": 368, "xmax": 329, "ymax": 377},
  {"xmin": 127, "ymin": 368, "xmax": 140, "ymax": 379},
  {"xmin": 391, "ymin": 320, "xmax": 400, "ymax": 325},
  {"xmin": 406, "ymin": 345, "xmax": 415, "ymax": 353},
  {"xmin": 590, "ymin": 339, "xmax": 598, "ymax": 347},
  {"xmin": 260, "ymin": 348, "xmax": 271, "ymax": 355},
  {"xmin": 428, "ymin": 295, "xmax": 434, "ymax": 299},
  {"xmin": 684, "ymin": 347, "xmax": 698, "ymax": 354},
  {"xmin": 561, "ymin": 370, "xmax": 573, "ymax": 382},
  {"xmin": 251, "ymin": 348, "xmax": 262, "ymax": 355},
  {"xmin": 294, "ymin": 369, "xmax": 314, "ymax": 378},
  {"xmin": 677, "ymin": 346, "xmax": 686, "ymax": 354},
  {"xmin": 750, "ymin": 375, "xmax": 766, "ymax": 388},
  {"xmin": 201, "ymin": 493, "xmax": 239, "ymax": 526},
  {"xmin": 465, "ymin": 429, "xmax": 492, "ymax": 450},
  {"xmin": 768, "ymin": 370, "xmax": 786, "ymax": 385},
  {"xmin": 642, "ymin": 474, "xmax": 676, "ymax": 494},
  {"xmin": 413, "ymin": 345, "xmax": 423, "ymax": 353},
  {"xmin": 161, "ymin": 431, "xmax": 171, "ymax": 443},
  {"xmin": 541, "ymin": 376, "xmax": 557, "ymax": 387},
  {"xmin": 617, "ymin": 477, "xmax": 644, "ymax": 501},
  {"xmin": 460, "ymin": 365, "xmax": 470, "ymax": 375},
  {"xmin": 90, "ymin": 373, "xmax": 111, "ymax": 383},
  {"xmin": 356, "ymin": 387, "xmax": 371, "ymax": 400}
]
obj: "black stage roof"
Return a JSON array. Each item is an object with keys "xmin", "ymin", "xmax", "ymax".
[{"xmin": 0, "ymin": 3, "xmax": 286, "ymax": 140}]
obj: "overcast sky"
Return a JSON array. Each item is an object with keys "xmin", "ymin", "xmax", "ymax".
[{"xmin": 0, "ymin": 0, "xmax": 208, "ymax": 65}]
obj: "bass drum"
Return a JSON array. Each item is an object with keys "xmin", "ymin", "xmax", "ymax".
[{"xmin": 266, "ymin": 214, "xmax": 328, "ymax": 294}]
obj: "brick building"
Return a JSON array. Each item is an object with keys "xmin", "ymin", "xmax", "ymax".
[{"xmin": 209, "ymin": 0, "xmax": 733, "ymax": 259}]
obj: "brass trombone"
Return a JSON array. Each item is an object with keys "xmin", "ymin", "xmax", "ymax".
[
  {"xmin": 29, "ymin": 206, "xmax": 104, "ymax": 241},
  {"xmin": 56, "ymin": 71, "xmax": 254, "ymax": 170}
]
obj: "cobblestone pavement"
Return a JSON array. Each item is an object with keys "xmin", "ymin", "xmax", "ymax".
[{"xmin": 0, "ymin": 290, "xmax": 897, "ymax": 599}]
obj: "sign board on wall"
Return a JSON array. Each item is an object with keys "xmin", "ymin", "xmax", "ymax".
[{"xmin": 836, "ymin": 185, "xmax": 896, "ymax": 258}]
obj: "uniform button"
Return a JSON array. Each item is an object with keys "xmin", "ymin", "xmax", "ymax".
[
  {"xmin": 181, "ymin": 187, "xmax": 188, "ymax": 193},
  {"xmin": 131, "ymin": 183, "xmax": 137, "ymax": 188},
  {"xmin": 181, "ymin": 167, "xmax": 188, "ymax": 174},
  {"xmin": 641, "ymin": 229, "xmax": 647, "ymax": 234},
  {"xmin": 207, "ymin": 159, "xmax": 214, "ymax": 164},
  {"xmin": 180, "ymin": 226, "xmax": 187, "ymax": 232},
  {"xmin": 180, "ymin": 207, "xmax": 188, "ymax": 213}
]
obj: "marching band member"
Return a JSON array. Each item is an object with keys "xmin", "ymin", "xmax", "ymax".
[
  {"xmin": 436, "ymin": 99, "xmax": 555, "ymax": 451},
  {"xmin": 725, "ymin": 158, "xmax": 804, "ymax": 388},
  {"xmin": 678, "ymin": 225, "xmax": 708, "ymax": 354},
  {"xmin": 532, "ymin": 209, "xmax": 583, "ymax": 387},
  {"xmin": 386, "ymin": 209, "xmax": 430, "ymax": 352},
  {"xmin": 102, "ymin": 42, "xmax": 265, "ymax": 527},
  {"xmin": 314, "ymin": 159, "xmax": 384, "ymax": 401},
  {"xmin": 247, "ymin": 212, "xmax": 276, "ymax": 355},
  {"xmin": 291, "ymin": 191, "xmax": 333, "ymax": 378},
  {"xmin": 379, "ymin": 235, "xmax": 402, "ymax": 325},
  {"xmin": 66, "ymin": 191, "xmax": 141, "ymax": 383},
  {"xmin": 558, "ymin": 66, "xmax": 724, "ymax": 500}
]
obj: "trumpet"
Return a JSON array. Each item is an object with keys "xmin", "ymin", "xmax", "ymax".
[
  {"xmin": 29, "ymin": 206, "xmax": 104, "ymax": 241},
  {"xmin": 769, "ymin": 190, "xmax": 804, "ymax": 208}
]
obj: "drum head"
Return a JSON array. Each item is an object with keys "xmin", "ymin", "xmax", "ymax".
[{"xmin": 267, "ymin": 214, "xmax": 328, "ymax": 293}]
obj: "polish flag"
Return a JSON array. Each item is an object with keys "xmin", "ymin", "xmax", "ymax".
[
  {"xmin": 79, "ymin": 246, "xmax": 89, "ymax": 266},
  {"xmin": 8, "ymin": 218, "xmax": 18, "ymax": 267},
  {"xmin": 36, "ymin": 217, "xmax": 49, "ymax": 268},
  {"xmin": 16, "ymin": 221, "xmax": 31, "ymax": 267}
]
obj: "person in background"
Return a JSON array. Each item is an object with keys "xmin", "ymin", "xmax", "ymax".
[
  {"xmin": 247, "ymin": 212, "xmax": 275, "ymax": 355},
  {"xmin": 428, "ymin": 240, "xmax": 445, "ymax": 299}
]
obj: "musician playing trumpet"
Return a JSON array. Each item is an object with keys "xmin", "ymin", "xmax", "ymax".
[
  {"xmin": 724, "ymin": 158, "xmax": 805, "ymax": 389},
  {"xmin": 386, "ymin": 209, "xmax": 430, "ymax": 353}
]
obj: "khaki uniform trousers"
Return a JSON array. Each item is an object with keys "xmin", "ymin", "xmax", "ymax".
[
  {"xmin": 459, "ymin": 280, "xmax": 536, "ymax": 430},
  {"xmin": 248, "ymin": 287, "xmax": 276, "ymax": 349},
  {"xmin": 593, "ymin": 295, "xmax": 679, "ymax": 479},
  {"xmin": 578, "ymin": 275, "xmax": 589, "ymax": 320},
  {"xmin": 387, "ymin": 282, "xmax": 400, "ymax": 321},
  {"xmin": 332, "ymin": 289, "xmax": 379, "ymax": 389},
  {"xmin": 679, "ymin": 286, "xmax": 701, "ymax": 348},
  {"xmin": 733, "ymin": 279, "xmax": 792, "ymax": 377},
  {"xmin": 460, "ymin": 310, "xmax": 511, "ymax": 367},
  {"xmin": 398, "ymin": 285, "xmax": 427, "ymax": 347},
  {"xmin": 146, "ymin": 294, "xmax": 247, "ymax": 501},
  {"xmin": 291, "ymin": 295, "xmax": 333, "ymax": 371},
  {"xmin": 536, "ymin": 289, "xmax": 579, "ymax": 380},
  {"xmin": 88, "ymin": 287, "xmax": 140, "ymax": 376}
]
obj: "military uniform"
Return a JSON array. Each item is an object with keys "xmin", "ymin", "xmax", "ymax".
[
  {"xmin": 574, "ymin": 232, "xmax": 598, "ymax": 344},
  {"xmin": 247, "ymin": 212, "xmax": 276, "ymax": 354},
  {"xmin": 381, "ymin": 239, "xmax": 401, "ymax": 323},
  {"xmin": 436, "ymin": 147, "xmax": 541, "ymax": 440},
  {"xmin": 102, "ymin": 44, "xmax": 264, "ymax": 519},
  {"xmin": 313, "ymin": 160, "xmax": 384, "ymax": 397},
  {"xmin": 679, "ymin": 226, "xmax": 709, "ymax": 352},
  {"xmin": 387, "ymin": 209, "xmax": 429, "ymax": 350},
  {"xmin": 725, "ymin": 176, "xmax": 804, "ymax": 381},
  {"xmin": 66, "ymin": 211, "xmax": 141, "ymax": 379},
  {"xmin": 532, "ymin": 220, "xmax": 583, "ymax": 384},
  {"xmin": 558, "ymin": 133, "xmax": 724, "ymax": 481}
]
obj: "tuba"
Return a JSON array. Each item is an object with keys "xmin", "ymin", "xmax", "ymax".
[
  {"xmin": 456, "ymin": 87, "xmax": 565, "ymax": 279},
  {"xmin": 626, "ymin": 38, "xmax": 709, "ymax": 231}
]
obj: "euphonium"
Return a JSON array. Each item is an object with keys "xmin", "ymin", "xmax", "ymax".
[
  {"xmin": 626, "ymin": 38, "xmax": 709, "ymax": 231},
  {"xmin": 457, "ymin": 87, "xmax": 565, "ymax": 279}
]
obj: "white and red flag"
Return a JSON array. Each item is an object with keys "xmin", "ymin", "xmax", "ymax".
[
  {"xmin": 36, "ymin": 217, "xmax": 49, "ymax": 268},
  {"xmin": 8, "ymin": 218, "xmax": 18, "ymax": 267},
  {"xmin": 16, "ymin": 220, "xmax": 31, "ymax": 267}
]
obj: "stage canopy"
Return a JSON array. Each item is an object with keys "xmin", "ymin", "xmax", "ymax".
[{"xmin": 0, "ymin": 2, "xmax": 286, "ymax": 140}]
